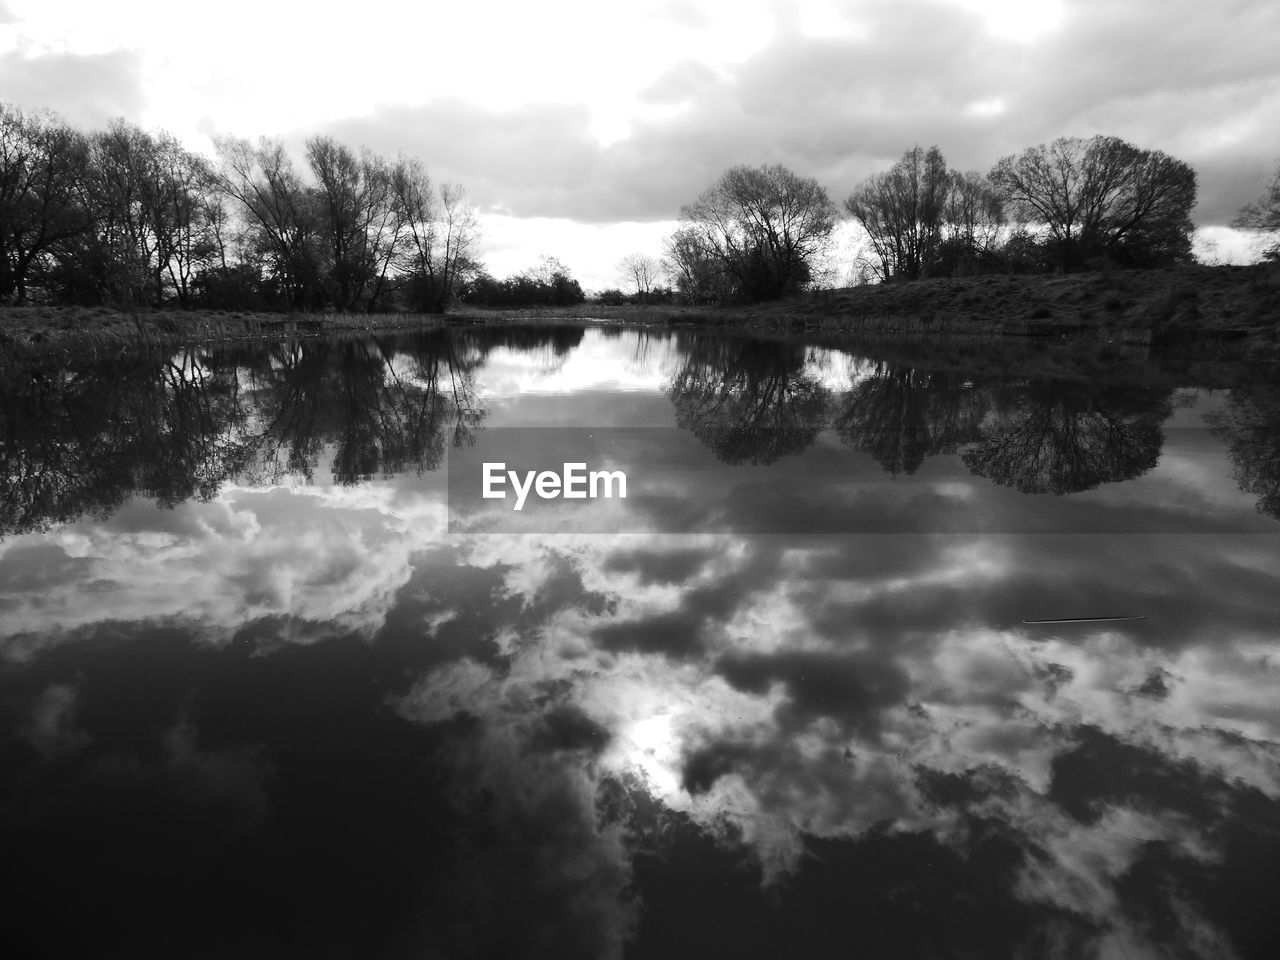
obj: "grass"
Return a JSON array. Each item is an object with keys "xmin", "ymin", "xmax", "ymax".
[
  {"xmin": 4, "ymin": 263, "xmax": 1278, "ymax": 360},
  {"xmin": 0, "ymin": 306, "xmax": 448, "ymax": 360}
]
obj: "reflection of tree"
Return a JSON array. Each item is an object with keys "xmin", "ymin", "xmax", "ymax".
[
  {"xmin": 1207, "ymin": 384, "xmax": 1280, "ymax": 518},
  {"xmin": 0, "ymin": 329, "xmax": 490, "ymax": 536},
  {"xmin": 833, "ymin": 364, "xmax": 989, "ymax": 475},
  {"xmin": 667, "ymin": 336, "xmax": 830, "ymax": 464},
  {"xmin": 962, "ymin": 382, "xmax": 1171, "ymax": 494},
  {"xmin": 250, "ymin": 334, "xmax": 479, "ymax": 486},
  {"xmin": 454, "ymin": 323, "xmax": 585, "ymax": 360},
  {"xmin": 0, "ymin": 351, "xmax": 254, "ymax": 534}
]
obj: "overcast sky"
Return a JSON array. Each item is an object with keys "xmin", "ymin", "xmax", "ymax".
[{"xmin": 2, "ymin": 0, "xmax": 1277, "ymax": 289}]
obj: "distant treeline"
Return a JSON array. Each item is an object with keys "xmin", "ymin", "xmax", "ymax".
[
  {"xmin": 0, "ymin": 103, "xmax": 586, "ymax": 311},
  {"xmin": 662, "ymin": 138, "xmax": 1211, "ymax": 304},
  {"xmin": 4, "ymin": 101, "xmax": 1278, "ymax": 311}
]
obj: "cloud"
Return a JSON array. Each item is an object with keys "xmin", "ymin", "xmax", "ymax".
[
  {"xmin": 379, "ymin": 529, "xmax": 1280, "ymax": 955},
  {"xmin": 603, "ymin": 545, "xmax": 719, "ymax": 584},
  {"xmin": 308, "ymin": 0, "xmax": 1279, "ymax": 228},
  {"xmin": 0, "ymin": 482, "xmax": 437, "ymax": 660},
  {"xmin": 0, "ymin": 48, "xmax": 144, "ymax": 128}
]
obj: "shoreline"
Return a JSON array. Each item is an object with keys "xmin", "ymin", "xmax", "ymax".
[{"xmin": 3, "ymin": 263, "xmax": 1277, "ymax": 360}]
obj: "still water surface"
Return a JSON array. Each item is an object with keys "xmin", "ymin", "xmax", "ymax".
[{"xmin": 2, "ymin": 325, "xmax": 1279, "ymax": 957}]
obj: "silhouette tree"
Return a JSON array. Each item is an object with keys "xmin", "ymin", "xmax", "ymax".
[
  {"xmin": 214, "ymin": 135, "xmax": 325, "ymax": 309},
  {"xmin": 676, "ymin": 164, "xmax": 837, "ymax": 301},
  {"xmin": 306, "ymin": 136, "xmax": 404, "ymax": 311},
  {"xmin": 617, "ymin": 252, "xmax": 659, "ymax": 302},
  {"xmin": 389, "ymin": 159, "xmax": 479, "ymax": 313},
  {"xmin": 844, "ymin": 146, "xmax": 949, "ymax": 281},
  {"xmin": 460, "ymin": 256, "xmax": 584, "ymax": 307},
  {"xmin": 1232, "ymin": 162, "xmax": 1280, "ymax": 261},
  {"xmin": 845, "ymin": 148, "xmax": 1005, "ymax": 281},
  {"xmin": 662, "ymin": 225, "xmax": 730, "ymax": 303},
  {"xmin": 0, "ymin": 104, "xmax": 92, "ymax": 301},
  {"xmin": 937, "ymin": 170, "xmax": 1006, "ymax": 276},
  {"xmin": 990, "ymin": 136, "xmax": 1196, "ymax": 270}
]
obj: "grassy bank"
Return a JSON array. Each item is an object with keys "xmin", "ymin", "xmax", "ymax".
[
  {"xmin": 617, "ymin": 262, "xmax": 1280, "ymax": 342},
  {"xmin": 0, "ymin": 306, "xmax": 448, "ymax": 360},
  {"xmin": 4, "ymin": 263, "xmax": 1278, "ymax": 359}
]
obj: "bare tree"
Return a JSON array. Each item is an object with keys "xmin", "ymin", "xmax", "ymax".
[
  {"xmin": 990, "ymin": 135, "xmax": 1196, "ymax": 270},
  {"xmin": 0, "ymin": 103, "xmax": 91, "ymax": 302},
  {"xmin": 151, "ymin": 131, "xmax": 219, "ymax": 306},
  {"xmin": 215, "ymin": 135, "xmax": 323, "ymax": 309},
  {"xmin": 617, "ymin": 252, "xmax": 659, "ymax": 301},
  {"xmin": 1233, "ymin": 161, "xmax": 1280, "ymax": 261},
  {"xmin": 939, "ymin": 170, "xmax": 1005, "ymax": 275},
  {"xmin": 86, "ymin": 120, "xmax": 164, "ymax": 303},
  {"xmin": 306, "ymin": 136, "xmax": 404, "ymax": 310},
  {"xmin": 389, "ymin": 157, "xmax": 478, "ymax": 313},
  {"xmin": 662, "ymin": 225, "xmax": 727, "ymax": 302},
  {"xmin": 677, "ymin": 163, "xmax": 838, "ymax": 301},
  {"xmin": 844, "ymin": 146, "xmax": 949, "ymax": 281}
]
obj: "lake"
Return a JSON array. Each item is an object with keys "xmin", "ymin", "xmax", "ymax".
[{"xmin": 2, "ymin": 324, "xmax": 1278, "ymax": 958}]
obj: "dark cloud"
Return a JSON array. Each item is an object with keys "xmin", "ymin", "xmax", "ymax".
[
  {"xmin": 0, "ymin": 542, "xmax": 93, "ymax": 592},
  {"xmin": 0, "ymin": 48, "xmax": 144, "ymax": 129},
  {"xmin": 375, "ymin": 544, "xmax": 518, "ymax": 669},
  {"xmin": 798, "ymin": 532, "xmax": 1280, "ymax": 654},
  {"xmin": 530, "ymin": 703, "xmax": 612, "ymax": 755},
  {"xmin": 603, "ymin": 545, "xmax": 718, "ymax": 584},
  {"xmin": 716, "ymin": 649, "xmax": 912, "ymax": 736},
  {"xmin": 521, "ymin": 551, "xmax": 616, "ymax": 623},
  {"xmin": 593, "ymin": 609, "xmax": 706, "ymax": 658},
  {"xmin": 1049, "ymin": 725, "xmax": 1246, "ymax": 825},
  {"xmin": 314, "ymin": 0, "xmax": 1278, "ymax": 226},
  {"xmin": 591, "ymin": 542, "xmax": 785, "ymax": 658}
]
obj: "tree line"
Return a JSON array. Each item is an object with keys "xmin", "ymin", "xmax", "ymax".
[
  {"xmin": 664, "ymin": 138, "xmax": 1279, "ymax": 303},
  {"xmin": 0, "ymin": 103, "xmax": 595, "ymax": 311},
  {"xmin": 6, "ymin": 99, "xmax": 1279, "ymax": 311}
]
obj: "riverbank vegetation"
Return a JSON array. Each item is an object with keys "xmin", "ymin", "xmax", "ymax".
[
  {"xmin": 4, "ymin": 261, "xmax": 1277, "ymax": 361},
  {"xmin": 3, "ymin": 99, "xmax": 1278, "ymax": 349},
  {"xmin": 0, "ymin": 102, "xmax": 590, "ymax": 315}
]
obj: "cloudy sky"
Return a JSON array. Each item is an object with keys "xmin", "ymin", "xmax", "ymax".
[{"xmin": 2, "ymin": 0, "xmax": 1277, "ymax": 289}]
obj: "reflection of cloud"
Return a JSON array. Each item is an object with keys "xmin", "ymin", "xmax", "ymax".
[
  {"xmin": 396, "ymin": 657, "xmax": 637, "ymax": 959},
  {"xmin": 6, "ymin": 330, "xmax": 1280, "ymax": 952},
  {"xmin": 385, "ymin": 527, "xmax": 1280, "ymax": 950},
  {"xmin": 0, "ymin": 478, "xmax": 446, "ymax": 660},
  {"xmin": 477, "ymin": 331, "xmax": 683, "ymax": 400},
  {"xmin": 146, "ymin": 717, "xmax": 274, "ymax": 841},
  {"xmin": 20, "ymin": 682, "xmax": 90, "ymax": 757}
]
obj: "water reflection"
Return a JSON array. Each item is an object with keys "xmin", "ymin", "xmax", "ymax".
[
  {"xmin": 2, "ymin": 326, "xmax": 1279, "ymax": 957},
  {"xmin": 834, "ymin": 364, "xmax": 989, "ymax": 475},
  {"xmin": 667, "ymin": 337, "xmax": 829, "ymax": 464},
  {"xmin": 1209, "ymin": 381, "xmax": 1280, "ymax": 518},
  {"xmin": 963, "ymin": 380, "xmax": 1172, "ymax": 494}
]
